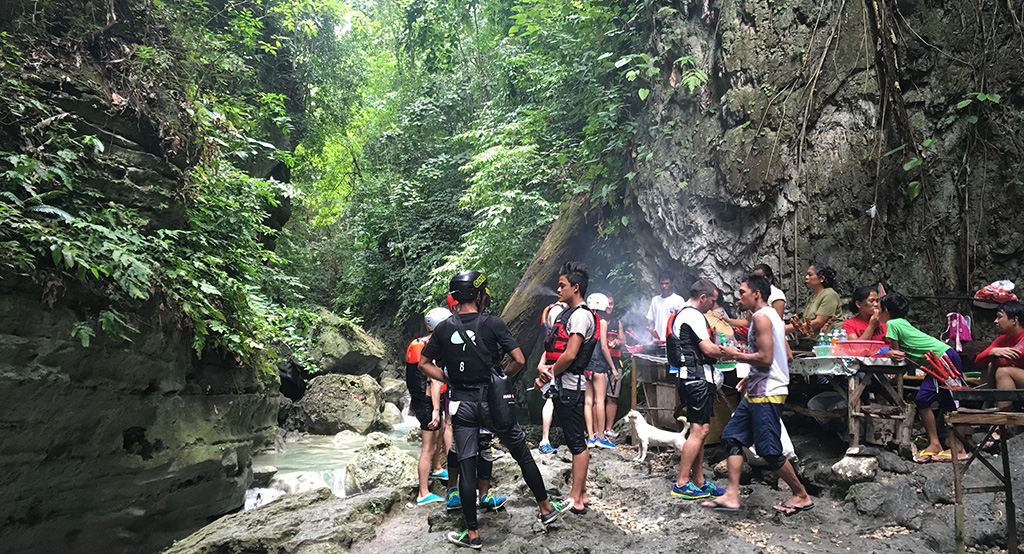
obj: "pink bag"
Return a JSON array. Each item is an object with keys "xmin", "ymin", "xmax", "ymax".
[{"xmin": 941, "ymin": 313, "xmax": 972, "ymax": 352}]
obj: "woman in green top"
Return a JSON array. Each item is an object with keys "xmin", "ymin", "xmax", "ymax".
[{"xmin": 785, "ymin": 262, "xmax": 842, "ymax": 336}]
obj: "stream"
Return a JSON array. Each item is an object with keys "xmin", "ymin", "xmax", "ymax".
[{"xmin": 245, "ymin": 408, "xmax": 421, "ymax": 510}]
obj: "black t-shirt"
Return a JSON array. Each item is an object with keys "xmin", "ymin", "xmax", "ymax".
[{"xmin": 421, "ymin": 312, "xmax": 519, "ymax": 385}]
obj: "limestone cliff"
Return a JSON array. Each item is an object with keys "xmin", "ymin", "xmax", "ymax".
[{"xmin": 626, "ymin": 0, "xmax": 1023, "ymax": 319}]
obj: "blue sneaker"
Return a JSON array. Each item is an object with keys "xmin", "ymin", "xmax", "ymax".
[
  {"xmin": 700, "ymin": 481, "xmax": 726, "ymax": 497},
  {"xmin": 586, "ymin": 438, "xmax": 597, "ymax": 448},
  {"xmin": 670, "ymin": 481, "xmax": 710, "ymax": 499},
  {"xmin": 429, "ymin": 468, "xmax": 449, "ymax": 480},
  {"xmin": 595, "ymin": 436, "xmax": 616, "ymax": 449},
  {"xmin": 479, "ymin": 491, "xmax": 508, "ymax": 511},
  {"xmin": 417, "ymin": 493, "xmax": 444, "ymax": 506},
  {"xmin": 538, "ymin": 442, "xmax": 558, "ymax": 454},
  {"xmin": 446, "ymin": 487, "xmax": 462, "ymax": 511}
]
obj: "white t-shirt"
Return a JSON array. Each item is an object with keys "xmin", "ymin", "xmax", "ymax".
[
  {"xmin": 671, "ymin": 305, "xmax": 714, "ymax": 382},
  {"xmin": 745, "ymin": 305, "xmax": 789, "ymax": 398},
  {"xmin": 767, "ymin": 285, "xmax": 786, "ymax": 308},
  {"xmin": 558, "ymin": 304, "xmax": 596, "ymax": 391},
  {"xmin": 647, "ymin": 293, "xmax": 686, "ymax": 339}
]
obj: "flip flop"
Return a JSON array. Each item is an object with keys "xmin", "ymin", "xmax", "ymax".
[
  {"xmin": 774, "ymin": 502, "xmax": 814, "ymax": 516},
  {"xmin": 913, "ymin": 450, "xmax": 940, "ymax": 463},
  {"xmin": 702, "ymin": 499, "xmax": 742, "ymax": 512},
  {"xmin": 932, "ymin": 451, "xmax": 969, "ymax": 462}
]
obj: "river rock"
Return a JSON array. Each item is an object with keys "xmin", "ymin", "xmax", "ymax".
[
  {"xmin": 333, "ymin": 429, "xmax": 363, "ymax": 445},
  {"xmin": 344, "ymin": 433, "xmax": 417, "ymax": 495},
  {"xmin": 252, "ymin": 465, "xmax": 278, "ymax": 488},
  {"xmin": 380, "ymin": 377, "xmax": 408, "ymax": 409},
  {"xmin": 165, "ymin": 487, "xmax": 401, "ymax": 554},
  {"xmin": 309, "ymin": 309, "xmax": 387, "ymax": 377},
  {"xmin": 381, "ymin": 402, "xmax": 404, "ymax": 425},
  {"xmin": 832, "ymin": 455, "xmax": 879, "ymax": 484},
  {"xmin": 298, "ymin": 374, "xmax": 383, "ymax": 434}
]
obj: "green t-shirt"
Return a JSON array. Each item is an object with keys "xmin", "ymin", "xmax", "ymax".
[
  {"xmin": 803, "ymin": 287, "xmax": 841, "ymax": 332},
  {"xmin": 884, "ymin": 318, "xmax": 952, "ymax": 362}
]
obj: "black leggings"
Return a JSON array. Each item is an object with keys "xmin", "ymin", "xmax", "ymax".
[{"xmin": 452, "ymin": 400, "xmax": 548, "ymax": 530}]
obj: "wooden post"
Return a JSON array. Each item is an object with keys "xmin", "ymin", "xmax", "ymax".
[
  {"xmin": 1000, "ymin": 427, "xmax": 1018, "ymax": 553},
  {"xmin": 950, "ymin": 420, "xmax": 966, "ymax": 554}
]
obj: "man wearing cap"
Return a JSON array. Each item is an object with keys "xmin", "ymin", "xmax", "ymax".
[{"xmin": 421, "ymin": 270, "xmax": 566, "ymax": 549}]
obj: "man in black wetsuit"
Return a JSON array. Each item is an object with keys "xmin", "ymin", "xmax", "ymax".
[{"xmin": 420, "ymin": 270, "xmax": 566, "ymax": 549}]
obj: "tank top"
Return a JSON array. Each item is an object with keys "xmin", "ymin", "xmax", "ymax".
[{"xmin": 745, "ymin": 305, "xmax": 789, "ymax": 399}]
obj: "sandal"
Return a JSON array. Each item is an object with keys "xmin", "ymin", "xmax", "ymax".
[
  {"xmin": 913, "ymin": 450, "xmax": 940, "ymax": 463},
  {"xmin": 932, "ymin": 451, "xmax": 970, "ymax": 462}
]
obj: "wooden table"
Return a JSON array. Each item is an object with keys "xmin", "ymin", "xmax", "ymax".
[
  {"xmin": 945, "ymin": 389, "xmax": 1024, "ymax": 554},
  {"xmin": 789, "ymin": 356, "xmax": 912, "ymax": 452}
]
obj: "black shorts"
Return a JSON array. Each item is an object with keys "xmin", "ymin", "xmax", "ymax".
[
  {"xmin": 410, "ymin": 396, "xmax": 437, "ymax": 431},
  {"xmin": 606, "ymin": 358, "xmax": 623, "ymax": 398},
  {"xmin": 450, "ymin": 400, "xmax": 528, "ymax": 464},
  {"xmin": 677, "ymin": 379, "xmax": 715, "ymax": 425},
  {"xmin": 552, "ymin": 387, "xmax": 587, "ymax": 455}
]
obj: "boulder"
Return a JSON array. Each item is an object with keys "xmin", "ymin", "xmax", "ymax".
[
  {"xmin": 832, "ymin": 455, "xmax": 878, "ymax": 484},
  {"xmin": 165, "ymin": 487, "xmax": 401, "ymax": 554},
  {"xmin": 380, "ymin": 378, "xmax": 408, "ymax": 409},
  {"xmin": 847, "ymin": 475, "xmax": 922, "ymax": 529},
  {"xmin": 298, "ymin": 374, "xmax": 383, "ymax": 434},
  {"xmin": 381, "ymin": 402, "xmax": 404, "ymax": 425},
  {"xmin": 252, "ymin": 465, "xmax": 278, "ymax": 488},
  {"xmin": 344, "ymin": 433, "xmax": 417, "ymax": 495},
  {"xmin": 309, "ymin": 310, "xmax": 387, "ymax": 377}
]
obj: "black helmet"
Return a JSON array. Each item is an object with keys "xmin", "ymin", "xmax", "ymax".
[{"xmin": 450, "ymin": 270, "xmax": 489, "ymax": 302}]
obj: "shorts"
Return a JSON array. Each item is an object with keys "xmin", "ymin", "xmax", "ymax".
[
  {"xmin": 721, "ymin": 397, "xmax": 785, "ymax": 468},
  {"xmin": 587, "ymin": 355, "xmax": 610, "ymax": 376},
  {"xmin": 914, "ymin": 350, "xmax": 962, "ymax": 411},
  {"xmin": 678, "ymin": 379, "xmax": 715, "ymax": 425},
  {"xmin": 552, "ymin": 386, "xmax": 587, "ymax": 455},
  {"xmin": 410, "ymin": 396, "xmax": 437, "ymax": 431}
]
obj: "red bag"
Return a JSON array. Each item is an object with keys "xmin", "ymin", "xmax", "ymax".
[{"xmin": 975, "ymin": 280, "xmax": 1018, "ymax": 303}]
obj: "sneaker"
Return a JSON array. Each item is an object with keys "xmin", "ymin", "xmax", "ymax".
[
  {"xmin": 416, "ymin": 493, "xmax": 444, "ymax": 506},
  {"xmin": 539, "ymin": 499, "xmax": 570, "ymax": 526},
  {"xmin": 604, "ymin": 429, "xmax": 619, "ymax": 439},
  {"xmin": 595, "ymin": 436, "xmax": 615, "ymax": 449},
  {"xmin": 482, "ymin": 446, "xmax": 506, "ymax": 462},
  {"xmin": 700, "ymin": 481, "xmax": 726, "ymax": 497},
  {"xmin": 429, "ymin": 468, "xmax": 449, "ymax": 480},
  {"xmin": 670, "ymin": 481, "xmax": 710, "ymax": 499},
  {"xmin": 586, "ymin": 438, "xmax": 597, "ymax": 448},
  {"xmin": 446, "ymin": 487, "xmax": 462, "ymax": 511},
  {"xmin": 479, "ymin": 491, "xmax": 508, "ymax": 511},
  {"xmin": 446, "ymin": 530, "xmax": 482, "ymax": 550},
  {"xmin": 538, "ymin": 442, "xmax": 558, "ymax": 455}
]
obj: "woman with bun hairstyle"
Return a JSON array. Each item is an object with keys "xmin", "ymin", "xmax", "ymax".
[{"xmin": 785, "ymin": 262, "xmax": 842, "ymax": 335}]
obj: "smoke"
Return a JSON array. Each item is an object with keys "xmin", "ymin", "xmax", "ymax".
[{"xmin": 617, "ymin": 299, "xmax": 653, "ymax": 345}]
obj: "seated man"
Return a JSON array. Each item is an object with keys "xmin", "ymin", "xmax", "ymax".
[{"xmin": 975, "ymin": 300, "xmax": 1024, "ymax": 410}]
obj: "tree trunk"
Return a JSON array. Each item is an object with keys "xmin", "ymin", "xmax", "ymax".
[{"xmin": 500, "ymin": 193, "xmax": 595, "ymax": 360}]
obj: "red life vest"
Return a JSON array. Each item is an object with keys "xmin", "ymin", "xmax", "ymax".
[
  {"xmin": 544, "ymin": 305, "xmax": 599, "ymax": 373},
  {"xmin": 605, "ymin": 313, "xmax": 621, "ymax": 358}
]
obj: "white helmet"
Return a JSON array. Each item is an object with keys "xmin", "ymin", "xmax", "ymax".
[
  {"xmin": 425, "ymin": 307, "xmax": 452, "ymax": 331},
  {"xmin": 586, "ymin": 293, "xmax": 609, "ymax": 311}
]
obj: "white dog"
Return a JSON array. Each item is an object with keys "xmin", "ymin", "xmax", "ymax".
[{"xmin": 626, "ymin": 409, "xmax": 690, "ymax": 462}]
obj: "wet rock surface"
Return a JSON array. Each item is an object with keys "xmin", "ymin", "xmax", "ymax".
[{"xmin": 175, "ymin": 430, "xmax": 1024, "ymax": 553}]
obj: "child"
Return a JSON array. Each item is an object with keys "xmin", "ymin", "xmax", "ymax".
[
  {"xmin": 975, "ymin": 300, "xmax": 1024, "ymax": 410},
  {"xmin": 877, "ymin": 292, "xmax": 965, "ymax": 462}
]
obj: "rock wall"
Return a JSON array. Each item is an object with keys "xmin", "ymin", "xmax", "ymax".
[
  {"xmin": 624, "ymin": 0, "xmax": 1024, "ymax": 332},
  {"xmin": 0, "ymin": 277, "xmax": 278, "ymax": 554}
]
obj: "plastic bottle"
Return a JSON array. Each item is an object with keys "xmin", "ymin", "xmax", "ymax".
[
  {"xmin": 830, "ymin": 330, "xmax": 839, "ymax": 347},
  {"xmin": 719, "ymin": 333, "xmax": 727, "ymax": 346},
  {"xmin": 817, "ymin": 331, "xmax": 826, "ymax": 346},
  {"xmin": 839, "ymin": 329, "xmax": 848, "ymax": 341}
]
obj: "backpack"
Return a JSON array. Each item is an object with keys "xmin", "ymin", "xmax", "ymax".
[{"xmin": 941, "ymin": 312, "xmax": 972, "ymax": 352}]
